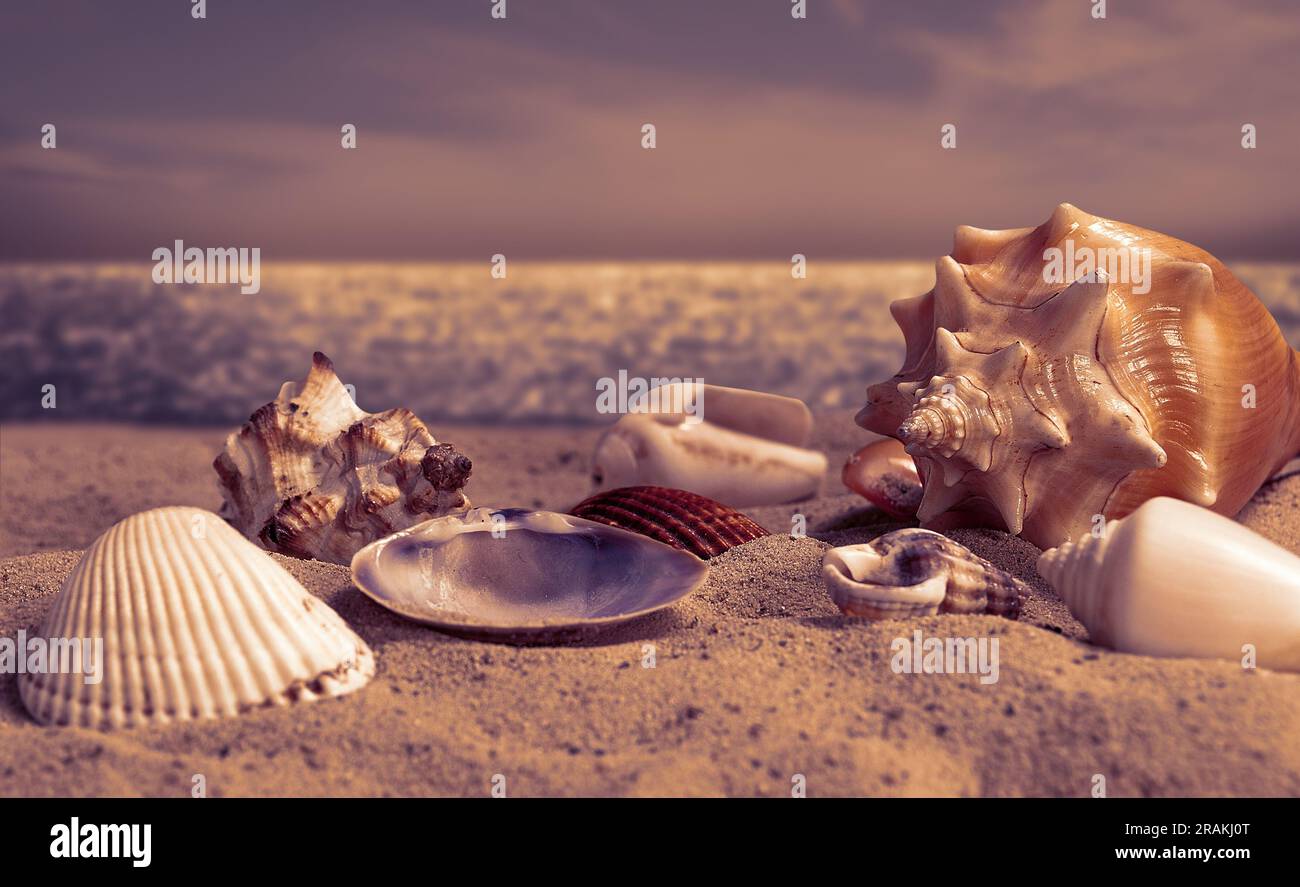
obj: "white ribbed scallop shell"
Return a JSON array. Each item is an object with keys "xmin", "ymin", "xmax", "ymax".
[{"xmin": 19, "ymin": 506, "xmax": 374, "ymax": 729}]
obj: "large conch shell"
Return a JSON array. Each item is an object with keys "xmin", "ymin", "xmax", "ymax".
[
  {"xmin": 19, "ymin": 507, "xmax": 375, "ymax": 729},
  {"xmin": 857, "ymin": 203, "xmax": 1300, "ymax": 549},
  {"xmin": 1037, "ymin": 497, "xmax": 1300, "ymax": 672},
  {"xmin": 215, "ymin": 352, "xmax": 472, "ymax": 565},
  {"xmin": 592, "ymin": 382, "xmax": 827, "ymax": 507},
  {"xmin": 823, "ymin": 528, "xmax": 1027, "ymax": 620}
]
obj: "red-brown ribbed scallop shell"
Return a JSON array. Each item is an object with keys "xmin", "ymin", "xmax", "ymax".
[{"xmin": 569, "ymin": 486, "xmax": 769, "ymax": 559}]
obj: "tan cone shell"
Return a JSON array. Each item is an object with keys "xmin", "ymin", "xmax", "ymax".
[{"xmin": 18, "ymin": 507, "xmax": 375, "ymax": 729}]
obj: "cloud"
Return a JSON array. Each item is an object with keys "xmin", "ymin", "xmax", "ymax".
[{"xmin": 1, "ymin": 0, "xmax": 1296, "ymax": 258}]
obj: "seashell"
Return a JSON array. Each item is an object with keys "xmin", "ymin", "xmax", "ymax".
[
  {"xmin": 569, "ymin": 485, "xmax": 769, "ymax": 558},
  {"xmin": 823, "ymin": 528, "xmax": 1027, "ymax": 620},
  {"xmin": 18, "ymin": 506, "xmax": 374, "ymax": 729},
  {"xmin": 1037, "ymin": 497, "xmax": 1300, "ymax": 671},
  {"xmin": 592, "ymin": 381, "xmax": 827, "ymax": 507},
  {"xmin": 857, "ymin": 203, "xmax": 1300, "ymax": 549},
  {"xmin": 351, "ymin": 507, "xmax": 709, "ymax": 642},
  {"xmin": 214, "ymin": 352, "xmax": 473, "ymax": 565},
  {"xmin": 842, "ymin": 438, "xmax": 922, "ymax": 519}
]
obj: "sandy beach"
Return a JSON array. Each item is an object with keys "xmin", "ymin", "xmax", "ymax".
[{"xmin": 2, "ymin": 417, "xmax": 1298, "ymax": 797}]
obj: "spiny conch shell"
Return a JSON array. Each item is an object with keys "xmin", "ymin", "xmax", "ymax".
[
  {"xmin": 569, "ymin": 485, "xmax": 769, "ymax": 559},
  {"xmin": 591, "ymin": 381, "xmax": 828, "ymax": 507},
  {"xmin": 857, "ymin": 203, "xmax": 1300, "ymax": 549},
  {"xmin": 1037, "ymin": 497, "xmax": 1300, "ymax": 672},
  {"xmin": 19, "ymin": 507, "xmax": 375, "ymax": 729},
  {"xmin": 842, "ymin": 438, "xmax": 922, "ymax": 519},
  {"xmin": 823, "ymin": 528, "xmax": 1027, "ymax": 620},
  {"xmin": 214, "ymin": 351, "xmax": 473, "ymax": 565},
  {"xmin": 351, "ymin": 508, "xmax": 709, "ymax": 642}
]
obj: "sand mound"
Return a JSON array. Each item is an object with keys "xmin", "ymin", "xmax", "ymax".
[{"xmin": 2, "ymin": 422, "xmax": 1299, "ymax": 796}]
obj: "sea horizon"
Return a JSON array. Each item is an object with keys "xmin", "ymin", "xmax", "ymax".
[{"xmin": 4, "ymin": 260, "xmax": 1298, "ymax": 426}]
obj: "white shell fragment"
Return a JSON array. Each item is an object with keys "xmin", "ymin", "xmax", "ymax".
[
  {"xmin": 823, "ymin": 528, "xmax": 1027, "ymax": 620},
  {"xmin": 1037, "ymin": 497, "xmax": 1300, "ymax": 672},
  {"xmin": 19, "ymin": 506, "xmax": 375, "ymax": 729},
  {"xmin": 592, "ymin": 382, "xmax": 827, "ymax": 507},
  {"xmin": 351, "ymin": 507, "xmax": 709, "ymax": 641},
  {"xmin": 214, "ymin": 352, "xmax": 472, "ymax": 566}
]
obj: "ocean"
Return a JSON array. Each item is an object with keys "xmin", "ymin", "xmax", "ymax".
[{"xmin": 2, "ymin": 261, "xmax": 1298, "ymax": 425}]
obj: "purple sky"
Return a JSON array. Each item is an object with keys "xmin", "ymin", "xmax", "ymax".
[{"xmin": 2, "ymin": 0, "xmax": 1298, "ymax": 259}]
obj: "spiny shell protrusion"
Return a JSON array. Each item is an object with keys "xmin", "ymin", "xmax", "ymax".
[
  {"xmin": 569, "ymin": 486, "xmax": 768, "ymax": 559},
  {"xmin": 214, "ymin": 352, "xmax": 472, "ymax": 565},
  {"xmin": 18, "ymin": 507, "xmax": 375, "ymax": 729},
  {"xmin": 823, "ymin": 528, "xmax": 1028, "ymax": 621}
]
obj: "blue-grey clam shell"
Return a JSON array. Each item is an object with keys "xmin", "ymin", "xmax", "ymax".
[{"xmin": 351, "ymin": 507, "xmax": 709, "ymax": 642}]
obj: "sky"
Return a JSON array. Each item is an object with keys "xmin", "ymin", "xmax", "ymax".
[{"xmin": 2, "ymin": 0, "xmax": 1298, "ymax": 259}]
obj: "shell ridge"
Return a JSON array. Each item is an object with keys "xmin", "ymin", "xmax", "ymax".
[
  {"xmin": 57, "ymin": 526, "xmax": 98, "ymax": 725},
  {"xmin": 216, "ymin": 528, "xmax": 305, "ymax": 703},
  {"xmin": 47, "ymin": 532, "xmax": 97, "ymax": 725},
  {"xmin": 182, "ymin": 512, "xmax": 262, "ymax": 715},
  {"xmin": 175, "ymin": 511, "xmax": 262, "ymax": 715},
  {"xmin": 621, "ymin": 487, "xmax": 737, "ymax": 549},
  {"xmin": 581, "ymin": 503, "xmax": 676, "ymax": 546},
  {"xmin": 148, "ymin": 509, "xmax": 216, "ymax": 722},
  {"xmin": 569, "ymin": 486, "xmax": 767, "ymax": 558},
  {"xmin": 121, "ymin": 514, "xmax": 155, "ymax": 727},
  {"xmin": 220, "ymin": 522, "xmax": 309, "ymax": 702},
  {"xmin": 139, "ymin": 507, "xmax": 185, "ymax": 723},
  {"xmin": 226, "ymin": 520, "xmax": 371, "ymax": 699},
  {"xmin": 598, "ymin": 502, "xmax": 701, "ymax": 550},
  {"xmin": 247, "ymin": 546, "xmax": 345, "ymax": 689},
  {"xmin": 97, "ymin": 515, "xmax": 135, "ymax": 727},
  {"xmin": 92, "ymin": 525, "xmax": 121, "ymax": 726},
  {"xmin": 179, "ymin": 515, "xmax": 237, "ymax": 720},
  {"xmin": 161, "ymin": 508, "xmax": 214, "ymax": 722}
]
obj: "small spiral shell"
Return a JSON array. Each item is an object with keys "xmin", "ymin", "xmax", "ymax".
[{"xmin": 823, "ymin": 528, "xmax": 1027, "ymax": 621}]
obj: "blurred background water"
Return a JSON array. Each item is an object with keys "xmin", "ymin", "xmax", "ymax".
[{"xmin": 2, "ymin": 261, "xmax": 1298, "ymax": 426}]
